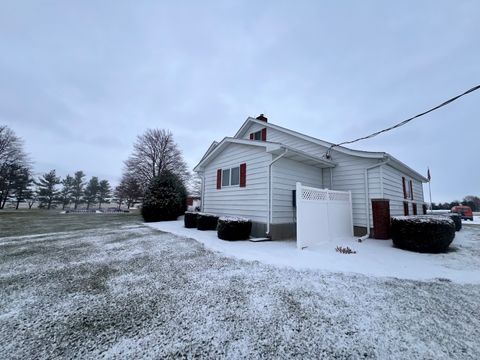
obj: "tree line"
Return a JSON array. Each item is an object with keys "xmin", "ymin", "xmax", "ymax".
[
  {"xmin": 0, "ymin": 125, "xmax": 143, "ymax": 210},
  {"xmin": 431, "ymin": 195, "xmax": 480, "ymax": 212},
  {"xmin": 1, "ymin": 124, "xmax": 198, "ymax": 211}
]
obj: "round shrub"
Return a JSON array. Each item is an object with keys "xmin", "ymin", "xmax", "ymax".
[
  {"xmin": 217, "ymin": 216, "xmax": 252, "ymax": 240},
  {"xmin": 196, "ymin": 213, "xmax": 219, "ymax": 231},
  {"xmin": 184, "ymin": 211, "xmax": 198, "ymax": 228},
  {"xmin": 417, "ymin": 213, "xmax": 462, "ymax": 232},
  {"xmin": 141, "ymin": 171, "xmax": 187, "ymax": 222},
  {"xmin": 391, "ymin": 216, "xmax": 455, "ymax": 253},
  {"xmin": 443, "ymin": 213, "xmax": 462, "ymax": 232}
]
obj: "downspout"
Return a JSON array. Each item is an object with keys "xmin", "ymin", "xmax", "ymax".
[
  {"xmin": 267, "ymin": 148, "xmax": 288, "ymax": 236},
  {"xmin": 200, "ymin": 171, "xmax": 206, "ymax": 212},
  {"xmin": 360, "ymin": 159, "xmax": 390, "ymax": 240},
  {"xmin": 330, "ymin": 167, "xmax": 333, "ymax": 189}
]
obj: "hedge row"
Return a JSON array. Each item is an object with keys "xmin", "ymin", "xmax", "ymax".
[
  {"xmin": 217, "ymin": 217, "xmax": 252, "ymax": 240},
  {"xmin": 184, "ymin": 212, "xmax": 252, "ymax": 240}
]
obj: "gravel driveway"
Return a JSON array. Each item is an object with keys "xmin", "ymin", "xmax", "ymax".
[{"xmin": 1, "ymin": 213, "xmax": 479, "ymax": 359}]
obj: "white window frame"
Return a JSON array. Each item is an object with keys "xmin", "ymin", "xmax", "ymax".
[{"xmin": 222, "ymin": 166, "xmax": 240, "ymax": 187}]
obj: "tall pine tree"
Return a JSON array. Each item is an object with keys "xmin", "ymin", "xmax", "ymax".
[
  {"xmin": 84, "ymin": 176, "xmax": 99, "ymax": 210},
  {"xmin": 97, "ymin": 180, "xmax": 111, "ymax": 209},
  {"xmin": 12, "ymin": 167, "xmax": 33, "ymax": 209},
  {"xmin": 59, "ymin": 175, "xmax": 75, "ymax": 210},
  {"xmin": 36, "ymin": 170, "xmax": 61, "ymax": 209},
  {"xmin": 72, "ymin": 171, "xmax": 86, "ymax": 209}
]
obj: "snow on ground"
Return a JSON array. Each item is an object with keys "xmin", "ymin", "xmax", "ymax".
[
  {"xmin": 1, "ymin": 212, "xmax": 480, "ymax": 359},
  {"xmin": 1, "ymin": 226, "xmax": 479, "ymax": 359},
  {"xmin": 147, "ymin": 220, "xmax": 480, "ymax": 284},
  {"xmin": 462, "ymin": 215, "xmax": 480, "ymax": 225}
]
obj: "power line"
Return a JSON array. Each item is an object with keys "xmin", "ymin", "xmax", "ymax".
[{"xmin": 326, "ymin": 84, "xmax": 480, "ymax": 157}]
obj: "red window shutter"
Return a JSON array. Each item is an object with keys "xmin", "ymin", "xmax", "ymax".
[
  {"xmin": 402, "ymin": 177, "xmax": 407, "ymax": 199},
  {"xmin": 240, "ymin": 163, "xmax": 247, "ymax": 187},
  {"xmin": 409, "ymin": 180, "xmax": 414, "ymax": 200},
  {"xmin": 403, "ymin": 201, "xmax": 409, "ymax": 215},
  {"xmin": 261, "ymin": 128, "xmax": 267, "ymax": 141},
  {"xmin": 216, "ymin": 169, "xmax": 222, "ymax": 189},
  {"xmin": 249, "ymin": 133, "xmax": 254, "ymax": 140},
  {"xmin": 412, "ymin": 203, "xmax": 417, "ymax": 215}
]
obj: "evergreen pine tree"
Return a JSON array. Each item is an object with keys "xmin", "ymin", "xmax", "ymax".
[
  {"xmin": 141, "ymin": 170, "xmax": 187, "ymax": 222},
  {"xmin": 12, "ymin": 167, "xmax": 33, "ymax": 209},
  {"xmin": 36, "ymin": 170, "xmax": 61, "ymax": 209},
  {"xmin": 84, "ymin": 176, "xmax": 99, "ymax": 210},
  {"xmin": 59, "ymin": 175, "xmax": 75, "ymax": 210},
  {"xmin": 72, "ymin": 171, "xmax": 86, "ymax": 209},
  {"xmin": 97, "ymin": 180, "xmax": 111, "ymax": 209}
]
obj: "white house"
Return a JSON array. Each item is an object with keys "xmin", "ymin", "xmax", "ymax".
[{"xmin": 193, "ymin": 115, "xmax": 428, "ymax": 239}]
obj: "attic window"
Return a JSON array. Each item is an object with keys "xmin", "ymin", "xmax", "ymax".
[
  {"xmin": 252, "ymin": 130, "xmax": 262, "ymax": 140},
  {"xmin": 249, "ymin": 128, "xmax": 267, "ymax": 141}
]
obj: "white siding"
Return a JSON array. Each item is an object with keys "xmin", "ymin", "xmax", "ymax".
[
  {"xmin": 202, "ymin": 143, "xmax": 271, "ymax": 222},
  {"xmin": 248, "ymin": 125, "xmax": 380, "ymax": 227},
  {"xmin": 330, "ymin": 153, "xmax": 382, "ymax": 228},
  {"xmin": 322, "ymin": 167, "xmax": 333, "ymax": 189},
  {"xmin": 235, "ymin": 122, "xmax": 426, "ymax": 227},
  {"xmin": 242, "ymin": 123, "xmax": 266, "ymax": 139},
  {"xmin": 271, "ymin": 157, "xmax": 323, "ymax": 224},
  {"xmin": 366, "ymin": 166, "xmax": 382, "ymax": 227},
  {"xmin": 382, "ymin": 164, "xmax": 425, "ymax": 217}
]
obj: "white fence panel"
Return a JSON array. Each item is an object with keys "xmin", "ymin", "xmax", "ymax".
[{"xmin": 296, "ymin": 182, "xmax": 353, "ymax": 249}]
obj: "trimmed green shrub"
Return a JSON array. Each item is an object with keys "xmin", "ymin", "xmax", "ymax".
[
  {"xmin": 184, "ymin": 211, "xmax": 198, "ymax": 228},
  {"xmin": 391, "ymin": 216, "xmax": 455, "ymax": 253},
  {"xmin": 197, "ymin": 213, "xmax": 219, "ymax": 231},
  {"xmin": 417, "ymin": 213, "xmax": 462, "ymax": 232},
  {"xmin": 141, "ymin": 171, "xmax": 187, "ymax": 222},
  {"xmin": 217, "ymin": 216, "xmax": 252, "ymax": 240},
  {"xmin": 444, "ymin": 213, "xmax": 462, "ymax": 232}
]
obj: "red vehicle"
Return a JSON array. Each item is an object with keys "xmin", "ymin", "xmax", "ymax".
[{"xmin": 451, "ymin": 205, "xmax": 474, "ymax": 221}]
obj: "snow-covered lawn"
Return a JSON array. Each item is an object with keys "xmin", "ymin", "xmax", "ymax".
[
  {"xmin": 1, "ymin": 212, "xmax": 480, "ymax": 359},
  {"xmin": 147, "ymin": 220, "xmax": 480, "ymax": 284}
]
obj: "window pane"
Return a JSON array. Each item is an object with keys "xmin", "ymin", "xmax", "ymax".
[
  {"xmin": 222, "ymin": 169, "xmax": 230, "ymax": 186},
  {"xmin": 231, "ymin": 167, "xmax": 240, "ymax": 186},
  {"xmin": 254, "ymin": 131, "xmax": 261, "ymax": 140}
]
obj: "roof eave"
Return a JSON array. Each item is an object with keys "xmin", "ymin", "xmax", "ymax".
[
  {"xmin": 386, "ymin": 155, "xmax": 429, "ymax": 182},
  {"xmin": 193, "ymin": 137, "xmax": 281, "ymax": 171}
]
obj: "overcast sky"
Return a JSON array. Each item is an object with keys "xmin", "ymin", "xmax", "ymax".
[{"xmin": 1, "ymin": 1, "xmax": 478, "ymax": 202}]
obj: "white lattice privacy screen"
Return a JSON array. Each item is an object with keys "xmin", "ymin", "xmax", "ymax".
[
  {"xmin": 296, "ymin": 183, "xmax": 353, "ymax": 249},
  {"xmin": 301, "ymin": 188, "xmax": 350, "ymax": 202}
]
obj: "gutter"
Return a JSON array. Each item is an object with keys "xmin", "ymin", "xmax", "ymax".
[
  {"xmin": 267, "ymin": 148, "xmax": 288, "ymax": 236},
  {"xmin": 360, "ymin": 158, "xmax": 390, "ymax": 240}
]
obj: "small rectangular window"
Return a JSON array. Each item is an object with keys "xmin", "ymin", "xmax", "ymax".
[
  {"xmin": 254, "ymin": 131, "xmax": 262, "ymax": 140},
  {"xmin": 231, "ymin": 167, "xmax": 240, "ymax": 186},
  {"xmin": 222, "ymin": 169, "xmax": 230, "ymax": 187}
]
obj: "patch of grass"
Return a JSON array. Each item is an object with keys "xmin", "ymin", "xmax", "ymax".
[{"xmin": 0, "ymin": 209, "xmax": 142, "ymax": 237}]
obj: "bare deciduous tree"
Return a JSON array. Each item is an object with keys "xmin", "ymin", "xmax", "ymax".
[
  {"xmin": 0, "ymin": 125, "xmax": 31, "ymax": 209},
  {"xmin": 187, "ymin": 173, "xmax": 202, "ymax": 197},
  {"xmin": 124, "ymin": 129, "xmax": 189, "ymax": 191},
  {"xmin": 114, "ymin": 174, "xmax": 142, "ymax": 209}
]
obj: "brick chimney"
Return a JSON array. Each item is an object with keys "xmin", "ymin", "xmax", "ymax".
[{"xmin": 256, "ymin": 114, "xmax": 268, "ymax": 122}]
